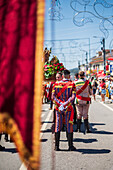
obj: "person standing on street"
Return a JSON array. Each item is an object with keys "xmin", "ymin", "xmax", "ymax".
[
  {"xmin": 100, "ymin": 79, "xmax": 106, "ymax": 103},
  {"xmin": 49, "ymin": 73, "xmax": 63, "ymax": 111},
  {"xmin": 51, "ymin": 72, "xmax": 63, "ymax": 126},
  {"xmin": 91, "ymin": 77, "xmax": 97, "ymax": 101},
  {"xmin": 75, "ymin": 71, "xmax": 92, "ymax": 133},
  {"xmin": 110, "ymin": 76, "xmax": 113, "ymax": 103},
  {"xmin": 52, "ymin": 69, "xmax": 76, "ymax": 151},
  {"xmin": 73, "ymin": 73, "xmax": 79, "ymax": 124},
  {"xmin": 48, "ymin": 81, "xmax": 55, "ymax": 110}
]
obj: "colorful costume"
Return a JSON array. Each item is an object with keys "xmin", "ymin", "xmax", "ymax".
[
  {"xmin": 48, "ymin": 81, "xmax": 55, "ymax": 109},
  {"xmin": 74, "ymin": 78, "xmax": 92, "ymax": 133},
  {"xmin": 52, "ymin": 79, "xmax": 76, "ymax": 133},
  {"xmin": 52, "ymin": 79, "xmax": 76, "ymax": 151},
  {"xmin": 111, "ymin": 82, "xmax": 113, "ymax": 102}
]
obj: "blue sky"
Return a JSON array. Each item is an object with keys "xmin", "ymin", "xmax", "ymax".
[{"xmin": 44, "ymin": 0, "xmax": 113, "ymax": 69}]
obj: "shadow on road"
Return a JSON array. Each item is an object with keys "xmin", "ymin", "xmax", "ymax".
[
  {"xmin": 60, "ymin": 138, "xmax": 97, "ymax": 143},
  {"xmin": 41, "ymin": 110, "xmax": 47, "ymax": 112},
  {"xmin": 73, "ymin": 122, "xmax": 113, "ymax": 135},
  {"xmin": 1, "ymin": 148, "xmax": 17, "ymax": 153},
  {"xmin": 91, "ymin": 130, "xmax": 113, "ymax": 135},
  {"xmin": 41, "ymin": 129, "xmax": 52, "ymax": 133},
  {"xmin": 41, "ymin": 139, "xmax": 48, "ymax": 142},
  {"xmin": 90, "ymin": 122, "xmax": 113, "ymax": 135},
  {"xmin": 76, "ymin": 148, "xmax": 111, "ymax": 154},
  {"xmin": 53, "ymin": 148, "xmax": 110, "ymax": 154},
  {"xmin": 91, "ymin": 123, "xmax": 106, "ymax": 126},
  {"xmin": 42, "ymin": 121, "xmax": 53, "ymax": 124},
  {"xmin": 73, "ymin": 138, "xmax": 98, "ymax": 143}
]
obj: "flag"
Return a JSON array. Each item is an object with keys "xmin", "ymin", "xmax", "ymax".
[{"xmin": 0, "ymin": 0, "xmax": 45, "ymax": 169}]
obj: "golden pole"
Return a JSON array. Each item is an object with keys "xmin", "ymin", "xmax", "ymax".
[{"xmin": 32, "ymin": 0, "xmax": 45, "ymax": 169}]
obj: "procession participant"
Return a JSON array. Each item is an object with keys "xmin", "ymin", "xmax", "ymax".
[
  {"xmin": 97, "ymin": 79, "xmax": 101, "ymax": 95},
  {"xmin": 73, "ymin": 73, "xmax": 79, "ymax": 124},
  {"xmin": 49, "ymin": 72, "xmax": 63, "ymax": 110},
  {"xmin": 110, "ymin": 76, "xmax": 113, "ymax": 103},
  {"xmin": 91, "ymin": 77, "xmax": 97, "ymax": 101},
  {"xmin": 52, "ymin": 69, "xmax": 76, "ymax": 151},
  {"xmin": 100, "ymin": 79, "xmax": 106, "ymax": 103},
  {"xmin": 74, "ymin": 73, "xmax": 79, "ymax": 81},
  {"xmin": 106, "ymin": 78, "xmax": 111, "ymax": 102},
  {"xmin": 46, "ymin": 82, "xmax": 50, "ymax": 103},
  {"xmin": 75, "ymin": 71, "xmax": 92, "ymax": 133},
  {"xmin": 42, "ymin": 83, "xmax": 47, "ymax": 103},
  {"xmin": 51, "ymin": 72, "xmax": 63, "ymax": 125},
  {"xmin": 56, "ymin": 72, "xmax": 63, "ymax": 82},
  {"xmin": 62, "ymin": 70, "xmax": 72, "ymax": 131},
  {"xmin": 48, "ymin": 81, "xmax": 55, "ymax": 110}
]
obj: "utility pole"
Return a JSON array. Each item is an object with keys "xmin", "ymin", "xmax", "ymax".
[
  {"xmin": 85, "ymin": 52, "xmax": 88, "ymax": 71},
  {"xmin": 78, "ymin": 60, "xmax": 80, "ymax": 71},
  {"xmin": 101, "ymin": 38, "xmax": 106, "ymax": 74}
]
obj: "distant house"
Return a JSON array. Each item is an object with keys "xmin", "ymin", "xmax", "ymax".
[{"xmin": 89, "ymin": 49, "xmax": 113, "ymax": 73}]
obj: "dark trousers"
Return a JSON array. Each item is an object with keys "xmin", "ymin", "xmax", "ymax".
[
  {"xmin": 50, "ymin": 100, "xmax": 53, "ymax": 109},
  {"xmin": 72, "ymin": 102, "xmax": 77, "ymax": 124}
]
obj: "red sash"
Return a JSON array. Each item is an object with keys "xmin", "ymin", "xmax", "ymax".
[
  {"xmin": 57, "ymin": 81, "xmax": 71, "ymax": 98},
  {"xmin": 76, "ymin": 80, "xmax": 91, "ymax": 102},
  {"xmin": 76, "ymin": 95, "xmax": 91, "ymax": 102},
  {"xmin": 68, "ymin": 105, "xmax": 74, "ymax": 124}
]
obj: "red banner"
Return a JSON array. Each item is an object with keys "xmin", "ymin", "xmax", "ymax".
[{"xmin": 0, "ymin": 0, "xmax": 45, "ymax": 169}]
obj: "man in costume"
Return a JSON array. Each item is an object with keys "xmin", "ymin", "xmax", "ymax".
[
  {"xmin": 75, "ymin": 71, "xmax": 92, "ymax": 133},
  {"xmin": 52, "ymin": 69, "xmax": 76, "ymax": 151},
  {"xmin": 51, "ymin": 72, "xmax": 63, "ymax": 124},
  {"xmin": 73, "ymin": 73, "xmax": 79, "ymax": 124},
  {"xmin": 49, "ymin": 72, "xmax": 63, "ymax": 110}
]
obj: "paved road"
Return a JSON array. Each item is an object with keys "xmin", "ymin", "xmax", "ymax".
[
  {"xmin": 41, "ymin": 98, "xmax": 113, "ymax": 170},
  {"xmin": 0, "ymin": 97, "xmax": 113, "ymax": 170},
  {"xmin": 0, "ymin": 104, "xmax": 50, "ymax": 170}
]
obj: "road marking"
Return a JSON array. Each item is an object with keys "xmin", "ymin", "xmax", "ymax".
[
  {"xmin": 40, "ymin": 109, "xmax": 53, "ymax": 138},
  {"xmin": 19, "ymin": 109, "xmax": 53, "ymax": 170},
  {"xmin": 41, "ymin": 113, "xmax": 45, "ymax": 118},
  {"xmin": 19, "ymin": 163, "xmax": 26, "ymax": 170},
  {"xmin": 99, "ymin": 101, "xmax": 113, "ymax": 112}
]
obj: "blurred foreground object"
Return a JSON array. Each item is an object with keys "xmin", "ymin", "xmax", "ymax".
[{"xmin": 0, "ymin": 0, "xmax": 45, "ymax": 169}]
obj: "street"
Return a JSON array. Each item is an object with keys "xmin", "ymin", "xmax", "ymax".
[{"xmin": 0, "ymin": 96, "xmax": 113, "ymax": 170}]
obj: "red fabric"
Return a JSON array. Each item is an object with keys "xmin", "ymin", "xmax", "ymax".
[
  {"xmin": 100, "ymin": 83, "xmax": 106, "ymax": 89},
  {"xmin": 106, "ymin": 65, "xmax": 109, "ymax": 71},
  {"xmin": 0, "ymin": 0, "xmax": 36, "ymax": 152},
  {"xmin": 108, "ymin": 57, "xmax": 113, "ymax": 61},
  {"xmin": 97, "ymin": 73, "xmax": 106, "ymax": 78},
  {"xmin": 76, "ymin": 95, "xmax": 91, "ymax": 102},
  {"xmin": 48, "ymin": 81, "xmax": 55, "ymax": 100}
]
